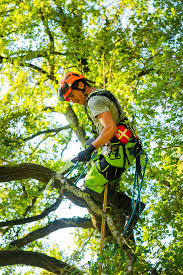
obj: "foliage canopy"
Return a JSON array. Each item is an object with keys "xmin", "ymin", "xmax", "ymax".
[{"xmin": 0, "ymin": 0, "xmax": 182, "ymax": 274}]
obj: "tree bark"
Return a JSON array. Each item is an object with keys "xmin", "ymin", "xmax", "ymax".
[
  {"xmin": 0, "ymin": 163, "xmax": 55, "ymax": 183},
  {"xmin": 65, "ymin": 105, "xmax": 86, "ymax": 147},
  {"xmin": 0, "ymin": 250, "xmax": 83, "ymax": 274},
  {"xmin": 0, "ymin": 162, "xmax": 137, "ymax": 273},
  {"xmin": 0, "ymin": 163, "xmax": 87, "ymax": 208}
]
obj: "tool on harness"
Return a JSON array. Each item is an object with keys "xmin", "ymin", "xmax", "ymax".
[{"xmin": 115, "ymin": 124, "xmax": 133, "ymax": 144}]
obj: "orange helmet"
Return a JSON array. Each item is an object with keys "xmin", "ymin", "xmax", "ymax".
[{"xmin": 58, "ymin": 72, "xmax": 85, "ymax": 101}]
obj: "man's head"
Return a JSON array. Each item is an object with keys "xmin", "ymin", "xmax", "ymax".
[{"xmin": 58, "ymin": 72, "xmax": 92, "ymax": 105}]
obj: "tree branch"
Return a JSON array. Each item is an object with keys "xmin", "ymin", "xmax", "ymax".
[
  {"xmin": 54, "ymin": 174, "xmax": 137, "ymax": 273},
  {"xmin": 42, "ymin": 107, "xmax": 87, "ymax": 147},
  {"xmin": 65, "ymin": 105, "xmax": 86, "ymax": 147},
  {"xmin": 9, "ymin": 217, "xmax": 94, "ymax": 248},
  {"xmin": 40, "ymin": 9, "xmax": 54, "ymax": 48},
  {"xmin": 12, "ymin": 50, "xmax": 66, "ymax": 61},
  {"xmin": 55, "ymin": 175, "xmax": 130, "ymax": 247},
  {"xmin": 23, "ymin": 125, "xmax": 71, "ymax": 141},
  {"xmin": 0, "ymin": 196, "xmax": 62, "ymax": 228},
  {"xmin": 137, "ymin": 68, "xmax": 155, "ymax": 78},
  {"xmin": 0, "ymin": 163, "xmax": 55, "ymax": 184},
  {"xmin": 0, "ymin": 163, "xmax": 87, "ymax": 208},
  {"xmin": 43, "ymin": 106, "xmax": 56, "ymax": 112},
  {"xmin": 0, "ymin": 250, "xmax": 82, "ymax": 274},
  {"xmin": 19, "ymin": 61, "xmax": 56, "ymax": 81},
  {"xmin": 40, "ymin": 8, "xmax": 55, "ymax": 77}
]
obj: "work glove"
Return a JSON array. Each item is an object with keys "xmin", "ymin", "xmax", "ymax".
[
  {"xmin": 85, "ymin": 138, "xmax": 95, "ymax": 149},
  {"xmin": 71, "ymin": 144, "xmax": 96, "ymax": 163}
]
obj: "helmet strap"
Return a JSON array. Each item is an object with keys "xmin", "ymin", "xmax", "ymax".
[{"xmin": 72, "ymin": 79, "xmax": 88, "ymax": 97}]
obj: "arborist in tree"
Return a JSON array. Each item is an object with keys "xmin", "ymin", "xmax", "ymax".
[{"xmin": 58, "ymin": 72, "xmax": 145, "ymax": 221}]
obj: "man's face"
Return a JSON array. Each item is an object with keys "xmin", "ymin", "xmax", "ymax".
[
  {"xmin": 67, "ymin": 89, "xmax": 86, "ymax": 105},
  {"xmin": 66, "ymin": 82, "xmax": 86, "ymax": 105}
]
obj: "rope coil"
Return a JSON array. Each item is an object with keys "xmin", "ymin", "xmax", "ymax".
[
  {"xmin": 122, "ymin": 150, "xmax": 148, "ymax": 237},
  {"xmin": 110, "ymin": 150, "xmax": 148, "ymax": 274}
]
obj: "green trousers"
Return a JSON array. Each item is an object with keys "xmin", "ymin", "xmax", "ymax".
[{"xmin": 85, "ymin": 140, "xmax": 137, "ymax": 193}]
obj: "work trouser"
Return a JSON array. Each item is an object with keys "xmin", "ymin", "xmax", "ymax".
[
  {"xmin": 85, "ymin": 186, "xmax": 145, "ymax": 216},
  {"xmin": 84, "ymin": 139, "xmax": 137, "ymax": 193}
]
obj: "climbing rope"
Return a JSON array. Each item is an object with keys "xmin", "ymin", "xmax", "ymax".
[
  {"xmin": 110, "ymin": 150, "xmax": 148, "ymax": 273},
  {"xmin": 63, "ymin": 153, "xmax": 97, "ymax": 185},
  {"xmin": 61, "ymin": 156, "xmax": 110, "ymax": 275},
  {"xmin": 98, "ymin": 182, "xmax": 108, "ymax": 275},
  {"xmin": 121, "ymin": 150, "xmax": 148, "ymax": 237},
  {"xmin": 63, "ymin": 150, "xmax": 148, "ymax": 274},
  {"xmin": 50, "ymin": 149, "xmax": 147, "ymax": 274}
]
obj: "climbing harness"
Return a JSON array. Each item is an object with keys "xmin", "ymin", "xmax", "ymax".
[
  {"xmin": 85, "ymin": 89, "xmax": 123, "ymax": 135},
  {"xmin": 84, "ymin": 88, "xmax": 144, "ymax": 179}
]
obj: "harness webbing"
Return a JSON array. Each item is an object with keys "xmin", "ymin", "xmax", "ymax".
[{"xmin": 84, "ymin": 89, "xmax": 122, "ymax": 133}]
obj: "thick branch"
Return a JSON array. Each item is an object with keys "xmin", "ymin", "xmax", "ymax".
[
  {"xmin": 55, "ymin": 174, "xmax": 137, "ymax": 273},
  {"xmin": 0, "ymin": 250, "xmax": 82, "ymax": 274},
  {"xmin": 0, "ymin": 163, "xmax": 55, "ymax": 183},
  {"xmin": 55, "ymin": 175, "xmax": 128, "ymax": 248},
  {"xmin": 0, "ymin": 163, "xmax": 87, "ymax": 208},
  {"xmin": 20, "ymin": 61, "xmax": 56, "ymax": 81},
  {"xmin": 10, "ymin": 217, "xmax": 93, "ymax": 248},
  {"xmin": 23, "ymin": 125, "xmax": 71, "ymax": 141},
  {"xmin": 0, "ymin": 197, "xmax": 62, "ymax": 228}
]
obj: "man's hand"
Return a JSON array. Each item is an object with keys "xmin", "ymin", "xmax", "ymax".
[{"xmin": 71, "ymin": 144, "xmax": 96, "ymax": 163}]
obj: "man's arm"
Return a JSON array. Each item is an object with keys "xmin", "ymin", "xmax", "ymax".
[
  {"xmin": 72, "ymin": 111, "xmax": 118, "ymax": 163},
  {"xmin": 92, "ymin": 111, "xmax": 118, "ymax": 149}
]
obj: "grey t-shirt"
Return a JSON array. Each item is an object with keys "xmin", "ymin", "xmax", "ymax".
[{"xmin": 86, "ymin": 89, "xmax": 127, "ymax": 133}]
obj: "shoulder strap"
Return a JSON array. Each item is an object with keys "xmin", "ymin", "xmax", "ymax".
[{"xmin": 84, "ymin": 90, "xmax": 122, "ymax": 123}]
